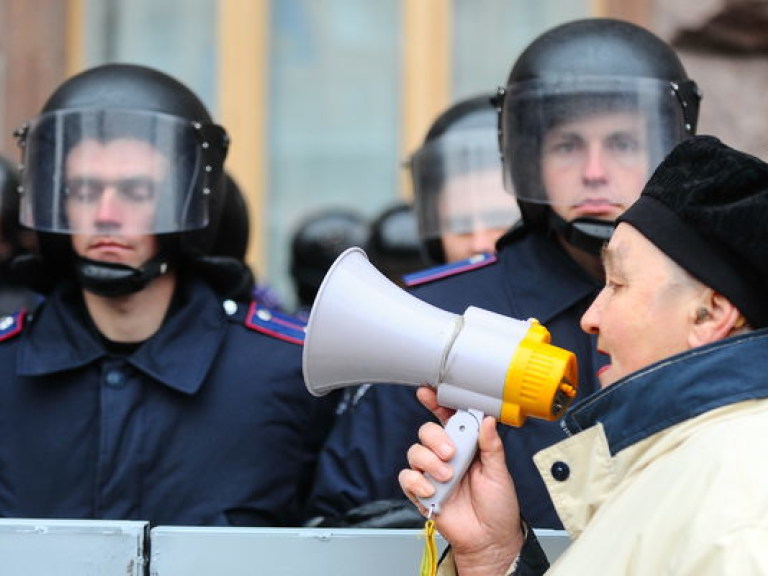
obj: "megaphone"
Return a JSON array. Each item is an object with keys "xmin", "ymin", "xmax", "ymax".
[{"xmin": 303, "ymin": 247, "xmax": 577, "ymax": 513}]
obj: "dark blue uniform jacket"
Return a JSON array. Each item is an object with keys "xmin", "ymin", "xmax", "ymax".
[
  {"xmin": 0, "ymin": 276, "xmax": 337, "ymax": 526},
  {"xmin": 306, "ymin": 229, "xmax": 605, "ymax": 528}
]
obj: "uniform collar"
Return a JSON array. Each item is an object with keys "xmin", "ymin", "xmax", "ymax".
[
  {"xmin": 499, "ymin": 229, "xmax": 601, "ymax": 324},
  {"xmin": 562, "ymin": 329, "xmax": 768, "ymax": 455},
  {"xmin": 18, "ymin": 277, "xmax": 228, "ymax": 395}
]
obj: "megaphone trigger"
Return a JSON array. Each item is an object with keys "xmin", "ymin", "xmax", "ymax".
[{"xmin": 418, "ymin": 408, "xmax": 484, "ymax": 515}]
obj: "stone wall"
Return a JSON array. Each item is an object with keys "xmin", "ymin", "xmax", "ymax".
[{"xmin": 651, "ymin": 0, "xmax": 768, "ymax": 158}]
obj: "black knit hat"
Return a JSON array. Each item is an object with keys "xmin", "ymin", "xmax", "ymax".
[{"xmin": 618, "ymin": 135, "xmax": 768, "ymax": 328}]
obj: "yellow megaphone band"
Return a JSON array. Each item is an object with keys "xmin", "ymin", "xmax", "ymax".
[{"xmin": 500, "ymin": 320, "xmax": 578, "ymax": 427}]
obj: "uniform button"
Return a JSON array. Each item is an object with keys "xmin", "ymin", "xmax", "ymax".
[
  {"xmin": 223, "ymin": 300, "xmax": 238, "ymax": 316},
  {"xmin": 551, "ymin": 461, "xmax": 570, "ymax": 481},
  {"xmin": 105, "ymin": 369, "xmax": 126, "ymax": 389},
  {"xmin": 257, "ymin": 308, "xmax": 272, "ymax": 321}
]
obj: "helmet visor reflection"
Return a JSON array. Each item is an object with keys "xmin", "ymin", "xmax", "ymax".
[
  {"xmin": 501, "ymin": 76, "xmax": 688, "ymax": 206},
  {"xmin": 19, "ymin": 109, "xmax": 208, "ymax": 235},
  {"xmin": 411, "ymin": 129, "xmax": 520, "ymax": 240}
]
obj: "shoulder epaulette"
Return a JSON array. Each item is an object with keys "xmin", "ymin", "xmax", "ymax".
[
  {"xmin": 0, "ymin": 310, "xmax": 27, "ymax": 342},
  {"xmin": 403, "ymin": 253, "xmax": 498, "ymax": 287},
  {"xmin": 245, "ymin": 301, "xmax": 306, "ymax": 345}
]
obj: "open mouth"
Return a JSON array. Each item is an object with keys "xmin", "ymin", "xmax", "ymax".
[{"xmin": 596, "ymin": 348, "xmax": 612, "ymax": 377}]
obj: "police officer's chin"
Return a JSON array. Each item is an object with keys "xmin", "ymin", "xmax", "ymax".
[
  {"xmin": 548, "ymin": 213, "xmax": 614, "ymax": 282},
  {"xmin": 549, "ymin": 212, "xmax": 615, "ymax": 256},
  {"xmin": 75, "ymin": 254, "xmax": 171, "ymax": 297}
]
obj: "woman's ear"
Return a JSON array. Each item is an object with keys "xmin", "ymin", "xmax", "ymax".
[{"xmin": 688, "ymin": 289, "xmax": 745, "ymax": 347}]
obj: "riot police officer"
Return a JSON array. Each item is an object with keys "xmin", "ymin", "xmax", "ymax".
[
  {"xmin": 305, "ymin": 18, "xmax": 701, "ymax": 529},
  {"xmin": 289, "ymin": 207, "xmax": 369, "ymax": 318},
  {"xmin": 408, "ymin": 95, "xmax": 521, "ymax": 264},
  {"xmin": 216, "ymin": 172, "xmax": 284, "ymax": 310},
  {"xmin": 0, "ymin": 155, "xmax": 39, "ymax": 314},
  {"xmin": 0, "ymin": 63, "xmax": 337, "ymax": 526},
  {"xmin": 365, "ymin": 202, "xmax": 425, "ymax": 287}
]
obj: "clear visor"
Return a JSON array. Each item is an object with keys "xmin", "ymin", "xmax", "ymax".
[
  {"xmin": 410, "ymin": 129, "xmax": 520, "ymax": 240},
  {"xmin": 19, "ymin": 109, "xmax": 209, "ymax": 235},
  {"xmin": 501, "ymin": 76, "xmax": 688, "ymax": 206}
]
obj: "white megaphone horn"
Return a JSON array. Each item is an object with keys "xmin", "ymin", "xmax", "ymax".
[{"xmin": 303, "ymin": 247, "xmax": 577, "ymax": 514}]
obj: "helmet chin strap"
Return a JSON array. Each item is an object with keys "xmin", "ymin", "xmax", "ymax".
[
  {"xmin": 75, "ymin": 254, "xmax": 171, "ymax": 297},
  {"xmin": 548, "ymin": 212, "xmax": 615, "ymax": 256}
]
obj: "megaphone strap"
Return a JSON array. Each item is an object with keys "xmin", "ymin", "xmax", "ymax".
[
  {"xmin": 404, "ymin": 253, "xmax": 497, "ymax": 287},
  {"xmin": 419, "ymin": 518, "xmax": 438, "ymax": 576},
  {"xmin": 245, "ymin": 301, "xmax": 306, "ymax": 345}
]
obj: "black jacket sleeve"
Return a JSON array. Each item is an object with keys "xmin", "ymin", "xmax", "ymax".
[{"xmin": 514, "ymin": 526, "xmax": 550, "ymax": 576}]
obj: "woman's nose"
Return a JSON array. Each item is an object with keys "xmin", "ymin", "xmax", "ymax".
[{"xmin": 580, "ymin": 289, "xmax": 605, "ymax": 335}]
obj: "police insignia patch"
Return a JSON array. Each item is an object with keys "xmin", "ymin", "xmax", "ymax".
[
  {"xmin": 403, "ymin": 253, "xmax": 498, "ymax": 287},
  {"xmin": 0, "ymin": 310, "xmax": 26, "ymax": 342},
  {"xmin": 245, "ymin": 302, "xmax": 306, "ymax": 345}
]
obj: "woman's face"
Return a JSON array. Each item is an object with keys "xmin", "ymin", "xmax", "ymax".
[{"xmin": 581, "ymin": 223, "xmax": 702, "ymax": 387}]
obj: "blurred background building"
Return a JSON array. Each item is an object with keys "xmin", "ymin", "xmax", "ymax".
[{"xmin": 0, "ymin": 0, "xmax": 765, "ymax": 309}]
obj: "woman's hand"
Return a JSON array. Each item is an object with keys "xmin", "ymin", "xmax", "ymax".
[{"xmin": 398, "ymin": 386, "xmax": 525, "ymax": 576}]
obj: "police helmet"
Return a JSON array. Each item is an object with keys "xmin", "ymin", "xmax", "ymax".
[
  {"xmin": 365, "ymin": 202, "xmax": 426, "ymax": 286},
  {"xmin": 192, "ymin": 172, "xmax": 257, "ymax": 302},
  {"xmin": 213, "ymin": 173, "xmax": 250, "ymax": 261},
  {"xmin": 409, "ymin": 95, "xmax": 521, "ymax": 263},
  {"xmin": 14, "ymin": 63, "xmax": 229, "ymax": 295},
  {"xmin": 0, "ymin": 156, "xmax": 25, "ymax": 263},
  {"xmin": 496, "ymin": 18, "xmax": 701, "ymax": 249},
  {"xmin": 290, "ymin": 208, "xmax": 369, "ymax": 308}
]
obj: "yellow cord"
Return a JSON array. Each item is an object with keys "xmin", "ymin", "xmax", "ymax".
[{"xmin": 419, "ymin": 518, "xmax": 438, "ymax": 576}]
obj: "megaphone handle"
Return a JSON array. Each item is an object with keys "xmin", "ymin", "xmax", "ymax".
[{"xmin": 418, "ymin": 408, "xmax": 483, "ymax": 515}]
